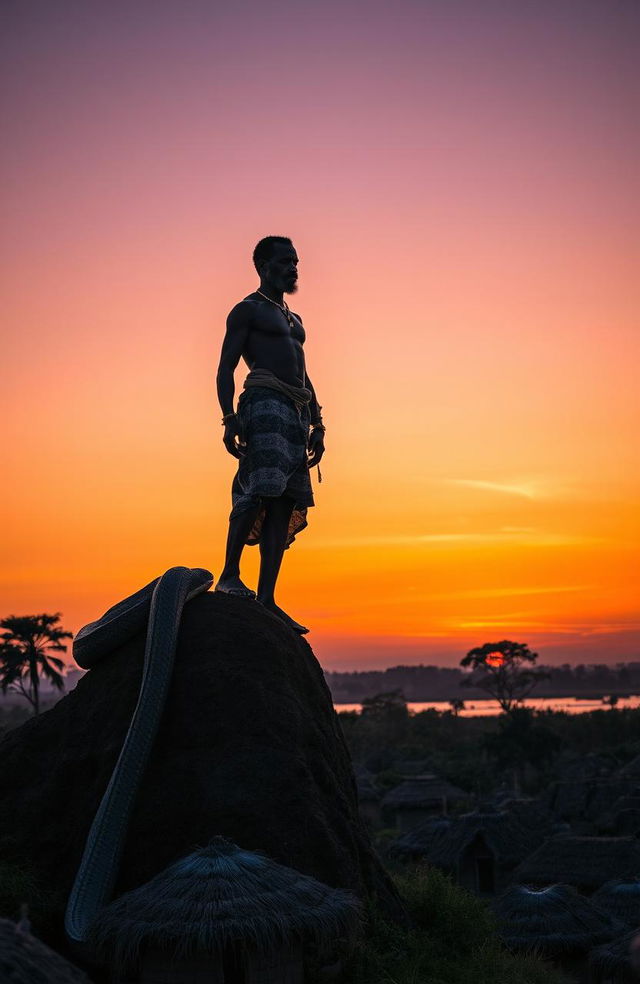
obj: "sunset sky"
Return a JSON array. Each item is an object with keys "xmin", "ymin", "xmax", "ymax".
[{"xmin": 2, "ymin": 0, "xmax": 638, "ymax": 671}]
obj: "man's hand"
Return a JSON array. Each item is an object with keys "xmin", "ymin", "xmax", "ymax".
[
  {"xmin": 223, "ymin": 415, "xmax": 247, "ymax": 458},
  {"xmin": 308, "ymin": 428, "xmax": 325, "ymax": 468}
]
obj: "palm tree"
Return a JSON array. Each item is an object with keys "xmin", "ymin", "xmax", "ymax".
[{"xmin": 0, "ymin": 613, "xmax": 72, "ymax": 715}]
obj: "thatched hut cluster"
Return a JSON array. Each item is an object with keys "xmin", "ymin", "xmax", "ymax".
[
  {"xmin": 418, "ymin": 806, "xmax": 547, "ymax": 895},
  {"xmin": 381, "ymin": 774, "xmax": 467, "ymax": 831},
  {"xmin": 513, "ymin": 835, "xmax": 640, "ymax": 893},
  {"xmin": 494, "ymin": 797, "xmax": 556, "ymax": 834},
  {"xmin": 0, "ymin": 917, "xmax": 93, "ymax": 983},
  {"xmin": 544, "ymin": 779, "xmax": 636, "ymax": 828},
  {"xmin": 88, "ymin": 838, "xmax": 360, "ymax": 984}
]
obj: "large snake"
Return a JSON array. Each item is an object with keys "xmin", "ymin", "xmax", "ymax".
[{"xmin": 64, "ymin": 566, "xmax": 213, "ymax": 945}]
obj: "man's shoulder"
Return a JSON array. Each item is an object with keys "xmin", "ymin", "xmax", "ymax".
[
  {"xmin": 226, "ymin": 297, "xmax": 259, "ymax": 327},
  {"xmin": 232, "ymin": 295, "xmax": 261, "ymax": 311}
]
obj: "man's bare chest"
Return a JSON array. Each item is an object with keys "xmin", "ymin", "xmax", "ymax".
[{"xmin": 250, "ymin": 306, "xmax": 305, "ymax": 345}]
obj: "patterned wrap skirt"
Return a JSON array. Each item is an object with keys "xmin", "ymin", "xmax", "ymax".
[{"xmin": 230, "ymin": 386, "xmax": 315, "ymax": 547}]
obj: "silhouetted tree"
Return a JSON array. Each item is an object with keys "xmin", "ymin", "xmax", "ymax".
[
  {"xmin": 460, "ymin": 640, "xmax": 550, "ymax": 714},
  {"xmin": 361, "ymin": 689, "xmax": 408, "ymax": 719},
  {"xmin": 449, "ymin": 698, "xmax": 465, "ymax": 716},
  {"xmin": 0, "ymin": 613, "xmax": 71, "ymax": 715}
]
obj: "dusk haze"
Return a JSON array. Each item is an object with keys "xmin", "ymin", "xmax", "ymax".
[{"xmin": 2, "ymin": 0, "xmax": 638, "ymax": 670}]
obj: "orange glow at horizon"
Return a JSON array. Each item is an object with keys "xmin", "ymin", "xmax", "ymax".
[{"xmin": 1, "ymin": 1, "xmax": 639, "ymax": 672}]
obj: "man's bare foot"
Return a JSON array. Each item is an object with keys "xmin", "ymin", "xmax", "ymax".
[
  {"xmin": 258, "ymin": 599, "xmax": 309, "ymax": 634},
  {"xmin": 215, "ymin": 575, "xmax": 256, "ymax": 599}
]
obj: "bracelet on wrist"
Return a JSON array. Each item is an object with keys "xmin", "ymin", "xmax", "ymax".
[{"xmin": 221, "ymin": 412, "xmax": 236, "ymax": 425}]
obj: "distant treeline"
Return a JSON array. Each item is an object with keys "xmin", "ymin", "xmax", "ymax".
[{"xmin": 325, "ymin": 661, "xmax": 640, "ymax": 703}]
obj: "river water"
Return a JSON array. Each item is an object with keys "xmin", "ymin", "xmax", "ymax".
[{"xmin": 334, "ymin": 695, "xmax": 640, "ymax": 716}]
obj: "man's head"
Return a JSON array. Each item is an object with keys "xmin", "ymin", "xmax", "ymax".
[{"xmin": 253, "ymin": 236, "xmax": 299, "ymax": 294}]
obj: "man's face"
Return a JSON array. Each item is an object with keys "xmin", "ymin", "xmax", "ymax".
[{"xmin": 263, "ymin": 244, "xmax": 299, "ymax": 294}]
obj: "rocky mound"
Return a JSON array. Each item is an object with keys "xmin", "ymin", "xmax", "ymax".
[{"xmin": 0, "ymin": 592, "xmax": 404, "ymax": 927}]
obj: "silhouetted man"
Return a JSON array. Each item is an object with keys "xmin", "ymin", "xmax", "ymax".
[{"xmin": 216, "ymin": 236, "xmax": 325, "ymax": 634}]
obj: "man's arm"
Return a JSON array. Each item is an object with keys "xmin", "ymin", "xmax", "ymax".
[
  {"xmin": 217, "ymin": 303, "xmax": 251, "ymax": 416},
  {"xmin": 217, "ymin": 303, "xmax": 251, "ymax": 458},
  {"xmin": 304, "ymin": 370, "xmax": 323, "ymax": 426},
  {"xmin": 304, "ymin": 370, "xmax": 325, "ymax": 469}
]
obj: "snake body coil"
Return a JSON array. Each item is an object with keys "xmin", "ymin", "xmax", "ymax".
[{"xmin": 65, "ymin": 566, "xmax": 213, "ymax": 944}]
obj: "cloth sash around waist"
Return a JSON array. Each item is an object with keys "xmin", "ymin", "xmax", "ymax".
[{"xmin": 242, "ymin": 368, "xmax": 312, "ymax": 411}]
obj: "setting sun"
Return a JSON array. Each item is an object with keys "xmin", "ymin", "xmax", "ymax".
[{"xmin": 485, "ymin": 653, "xmax": 506, "ymax": 668}]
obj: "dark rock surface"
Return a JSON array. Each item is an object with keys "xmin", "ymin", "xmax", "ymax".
[{"xmin": 0, "ymin": 592, "xmax": 405, "ymax": 927}]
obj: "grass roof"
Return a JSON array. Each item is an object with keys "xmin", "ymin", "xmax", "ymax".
[
  {"xmin": 389, "ymin": 816, "xmax": 452, "ymax": 858},
  {"xmin": 88, "ymin": 837, "xmax": 360, "ymax": 971},
  {"xmin": 545, "ymin": 778, "xmax": 637, "ymax": 821},
  {"xmin": 425, "ymin": 808, "xmax": 547, "ymax": 869},
  {"xmin": 0, "ymin": 918, "xmax": 92, "ymax": 983},
  {"xmin": 495, "ymin": 798, "xmax": 555, "ymax": 832},
  {"xmin": 514, "ymin": 835, "xmax": 640, "ymax": 892},
  {"xmin": 493, "ymin": 884, "xmax": 624, "ymax": 955}
]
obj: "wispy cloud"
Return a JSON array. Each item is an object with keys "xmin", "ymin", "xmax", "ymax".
[
  {"xmin": 426, "ymin": 584, "xmax": 594, "ymax": 601},
  {"xmin": 455, "ymin": 619, "xmax": 559, "ymax": 630},
  {"xmin": 446, "ymin": 617, "xmax": 640, "ymax": 636},
  {"xmin": 308, "ymin": 531, "xmax": 607, "ymax": 549},
  {"xmin": 445, "ymin": 478, "xmax": 540, "ymax": 499}
]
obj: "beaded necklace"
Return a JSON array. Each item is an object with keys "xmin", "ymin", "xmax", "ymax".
[{"xmin": 256, "ymin": 289, "xmax": 297, "ymax": 331}]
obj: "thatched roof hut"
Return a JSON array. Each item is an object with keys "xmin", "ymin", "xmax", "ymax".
[
  {"xmin": 493, "ymin": 884, "xmax": 624, "ymax": 955},
  {"xmin": 513, "ymin": 835, "xmax": 640, "ymax": 892},
  {"xmin": 589, "ymin": 929, "xmax": 640, "ymax": 983},
  {"xmin": 426, "ymin": 807, "xmax": 545, "ymax": 871},
  {"xmin": 545, "ymin": 779, "xmax": 635, "ymax": 822},
  {"xmin": 388, "ymin": 815, "xmax": 452, "ymax": 859},
  {"xmin": 382, "ymin": 775, "xmax": 467, "ymax": 812},
  {"xmin": 88, "ymin": 838, "xmax": 360, "ymax": 977},
  {"xmin": 593, "ymin": 879, "xmax": 640, "ymax": 930},
  {"xmin": 494, "ymin": 797, "xmax": 555, "ymax": 833},
  {"xmin": 0, "ymin": 918, "xmax": 93, "ymax": 983}
]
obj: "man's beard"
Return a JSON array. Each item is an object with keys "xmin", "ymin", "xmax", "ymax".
[{"xmin": 284, "ymin": 281, "xmax": 298, "ymax": 295}]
